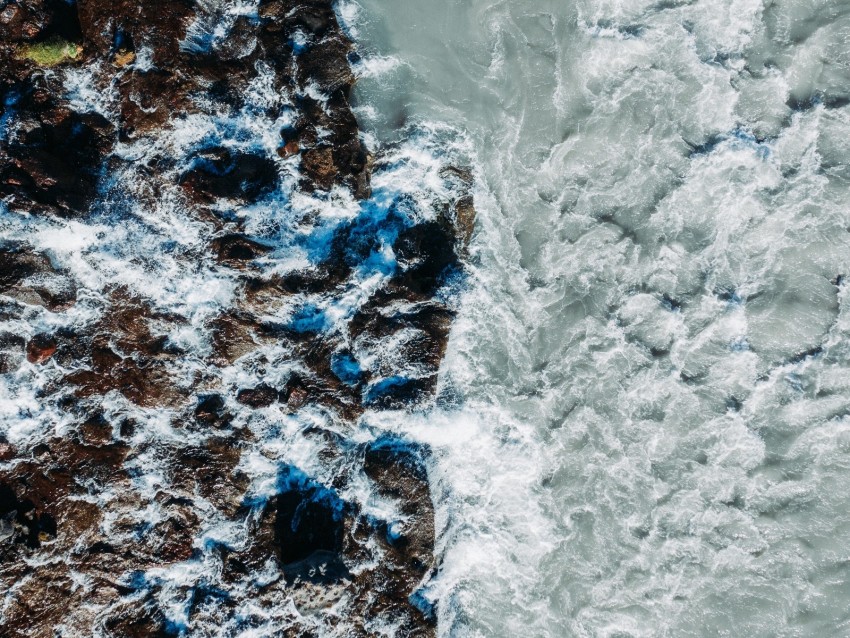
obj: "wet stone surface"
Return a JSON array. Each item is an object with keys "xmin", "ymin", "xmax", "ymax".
[{"xmin": 0, "ymin": 0, "xmax": 474, "ymax": 636}]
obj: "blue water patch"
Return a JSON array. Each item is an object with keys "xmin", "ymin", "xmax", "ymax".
[
  {"xmin": 302, "ymin": 219, "xmax": 342, "ymax": 263},
  {"xmin": 688, "ymin": 128, "xmax": 770, "ymax": 160},
  {"xmin": 122, "ymin": 570, "xmax": 150, "ymax": 593},
  {"xmin": 365, "ymin": 376, "xmax": 409, "ymax": 402},
  {"xmin": 331, "ymin": 352, "xmax": 363, "ymax": 385},
  {"xmin": 163, "ymin": 619, "xmax": 187, "ymax": 636},
  {"xmin": 730, "ymin": 336, "xmax": 750, "ymax": 352},
  {"xmin": 717, "ymin": 287, "xmax": 744, "ymax": 308},
  {"xmin": 288, "ymin": 34, "xmax": 310, "ymax": 55},
  {"xmin": 386, "ymin": 520, "xmax": 404, "ymax": 544},
  {"xmin": 731, "ymin": 128, "xmax": 770, "ymax": 160},
  {"xmin": 409, "ymin": 587, "xmax": 437, "ymax": 623},
  {"xmin": 0, "ymin": 88, "xmax": 21, "ymax": 143},
  {"xmin": 288, "ymin": 303, "xmax": 329, "ymax": 333},
  {"xmin": 299, "ymin": 189, "xmax": 411, "ymax": 273},
  {"xmin": 342, "ymin": 194, "xmax": 412, "ymax": 267}
]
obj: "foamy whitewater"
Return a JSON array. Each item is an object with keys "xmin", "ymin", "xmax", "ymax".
[
  {"xmin": 2, "ymin": 0, "xmax": 850, "ymax": 635},
  {"xmin": 349, "ymin": 0, "xmax": 850, "ymax": 636}
]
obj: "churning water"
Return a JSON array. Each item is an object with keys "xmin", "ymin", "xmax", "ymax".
[{"xmin": 348, "ymin": 0, "xmax": 850, "ymax": 636}]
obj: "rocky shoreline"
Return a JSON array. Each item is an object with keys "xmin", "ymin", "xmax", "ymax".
[{"xmin": 0, "ymin": 1, "xmax": 473, "ymax": 635}]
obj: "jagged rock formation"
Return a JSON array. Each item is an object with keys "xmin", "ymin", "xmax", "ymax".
[{"xmin": 0, "ymin": 1, "xmax": 473, "ymax": 635}]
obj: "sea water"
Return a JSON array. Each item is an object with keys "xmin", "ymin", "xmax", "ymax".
[{"xmin": 348, "ymin": 0, "xmax": 850, "ymax": 636}]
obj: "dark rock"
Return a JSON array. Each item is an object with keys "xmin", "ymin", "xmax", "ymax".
[
  {"xmin": 26, "ymin": 332, "xmax": 57, "ymax": 363},
  {"xmin": 296, "ymin": 36, "xmax": 355, "ymax": 94},
  {"xmin": 77, "ymin": 0, "xmax": 195, "ymax": 68},
  {"xmin": 275, "ymin": 466, "xmax": 346, "ymax": 567},
  {"xmin": 0, "ymin": 100, "xmax": 115, "ymax": 217},
  {"xmin": 453, "ymin": 195, "xmax": 476, "ymax": 247},
  {"xmin": 393, "ymin": 220, "xmax": 460, "ymax": 297},
  {"xmin": 301, "ymin": 145, "xmax": 338, "ymax": 189},
  {"xmin": 181, "ymin": 147, "xmax": 279, "ymax": 203},
  {"xmin": 79, "ymin": 413, "xmax": 112, "ymax": 446},
  {"xmin": 0, "ymin": 480, "xmax": 57, "ymax": 548},
  {"xmin": 195, "ymin": 393, "xmax": 231, "ymax": 428},
  {"xmin": 236, "ymin": 383, "xmax": 278, "ymax": 408},
  {"xmin": 103, "ymin": 602, "xmax": 172, "ymax": 638},
  {"xmin": 210, "ymin": 233, "xmax": 272, "ymax": 266},
  {"xmin": 0, "ymin": 241, "xmax": 77, "ymax": 310}
]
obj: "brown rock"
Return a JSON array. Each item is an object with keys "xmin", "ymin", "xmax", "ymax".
[
  {"xmin": 0, "ymin": 441, "xmax": 13, "ymax": 461},
  {"xmin": 287, "ymin": 386, "xmax": 309, "ymax": 409},
  {"xmin": 0, "ymin": 242, "xmax": 77, "ymax": 310},
  {"xmin": 26, "ymin": 333, "xmax": 57, "ymax": 363},
  {"xmin": 208, "ymin": 312, "xmax": 258, "ymax": 364},
  {"xmin": 278, "ymin": 140, "xmax": 300, "ymax": 158},
  {"xmin": 301, "ymin": 146, "xmax": 337, "ymax": 189},
  {"xmin": 210, "ymin": 234, "xmax": 272, "ymax": 266},
  {"xmin": 236, "ymin": 383, "xmax": 277, "ymax": 408},
  {"xmin": 0, "ymin": 102, "xmax": 115, "ymax": 218}
]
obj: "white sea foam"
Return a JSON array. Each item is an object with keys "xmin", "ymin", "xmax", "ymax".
[{"xmin": 350, "ymin": 0, "xmax": 850, "ymax": 635}]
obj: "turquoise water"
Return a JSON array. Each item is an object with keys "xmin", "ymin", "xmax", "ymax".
[{"xmin": 350, "ymin": 0, "xmax": 850, "ymax": 635}]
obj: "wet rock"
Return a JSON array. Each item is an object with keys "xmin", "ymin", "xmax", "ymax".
[
  {"xmin": 61, "ymin": 291, "xmax": 187, "ymax": 407},
  {"xmin": 301, "ymin": 145, "xmax": 338, "ymax": 189},
  {"xmin": 77, "ymin": 0, "xmax": 194, "ymax": 68},
  {"xmin": 181, "ymin": 147, "xmax": 279, "ymax": 203},
  {"xmin": 103, "ymin": 602, "xmax": 172, "ymax": 638},
  {"xmin": 277, "ymin": 491, "xmax": 343, "ymax": 565},
  {"xmin": 350, "ymin": 301, "xmax": 454, "ymax": 408},
  {"xmin": 0, "ymin": 480, "xmax": 57, "ymax": 548},
  {"xmin": 0, "ymin": 241, "xmax": 77, "ymax": 310},
  {"xmin": 210, "ymin": 233, "xmax": 272, "ymax": 266},
  {"xmin": 0, "ymin": 571, "xmax": 77, "ymax": 638},
  {"xmin": 236, "ymin": 383, "xmax": 278, "ymax": 408},
  {"xmin": 26, "ymin": 332, "xmax": 57, "ymax": 363},
  {"xmin": 363, "ymin": 437, "xmax": 434, "ymax": 566},
  {"xmin": 78, "ymin": 413, "xmax": 113, "ymax": 446},
  {"xmin": 278, "ymin": 140, "xmax": 300, "ymax": 158},
  {"xmin": 452, "ymin": 195, "xmax": 476, "ymax": 247},
  {"xmin": 296, "ymin": 36, "xmax": 356, "ymax": 94},
  {"xmin": 285, "ymin": 384, "xmax": 310, "ymax": 410},
  {"xmin": 215, "ymin": 15, "xmax": 258, "ymax": 61},
  {"xmin": 0, "ymin": 99, "xmax": 115, "ymax": 217},
  {"xmin": 393, "ymin": 220, "xmax": 460, "ymax": 298},
  {"xmin": 116, "ymin": 70, "xmax": 194, "ymax": 137},
  {"xmin": 208, "ymin": 312, "xmax": 258, "ymax": 364},
  {"xmin": 171, "ymin": 439, "xmax": 248, "ymax": 517},
  {"xmin": 0, "ymin": 332, "xmax": 26, "ymax": 373},
  {"xmin": 0, "ymin": 0, "xmax": 467, "ymax": 634},
  {"xmin": 195, "ymin": 393, "xmax": 231, "ymax": 428}
]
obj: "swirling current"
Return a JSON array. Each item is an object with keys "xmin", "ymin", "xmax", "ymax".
[{"xmin": 2, "ymin": 0, "xmax": 850, "ymax": 637}]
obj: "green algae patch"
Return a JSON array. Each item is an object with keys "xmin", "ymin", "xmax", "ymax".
[{"xmin": 16, "ymin": 38, "xmax": 82, "ymax": 67}]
